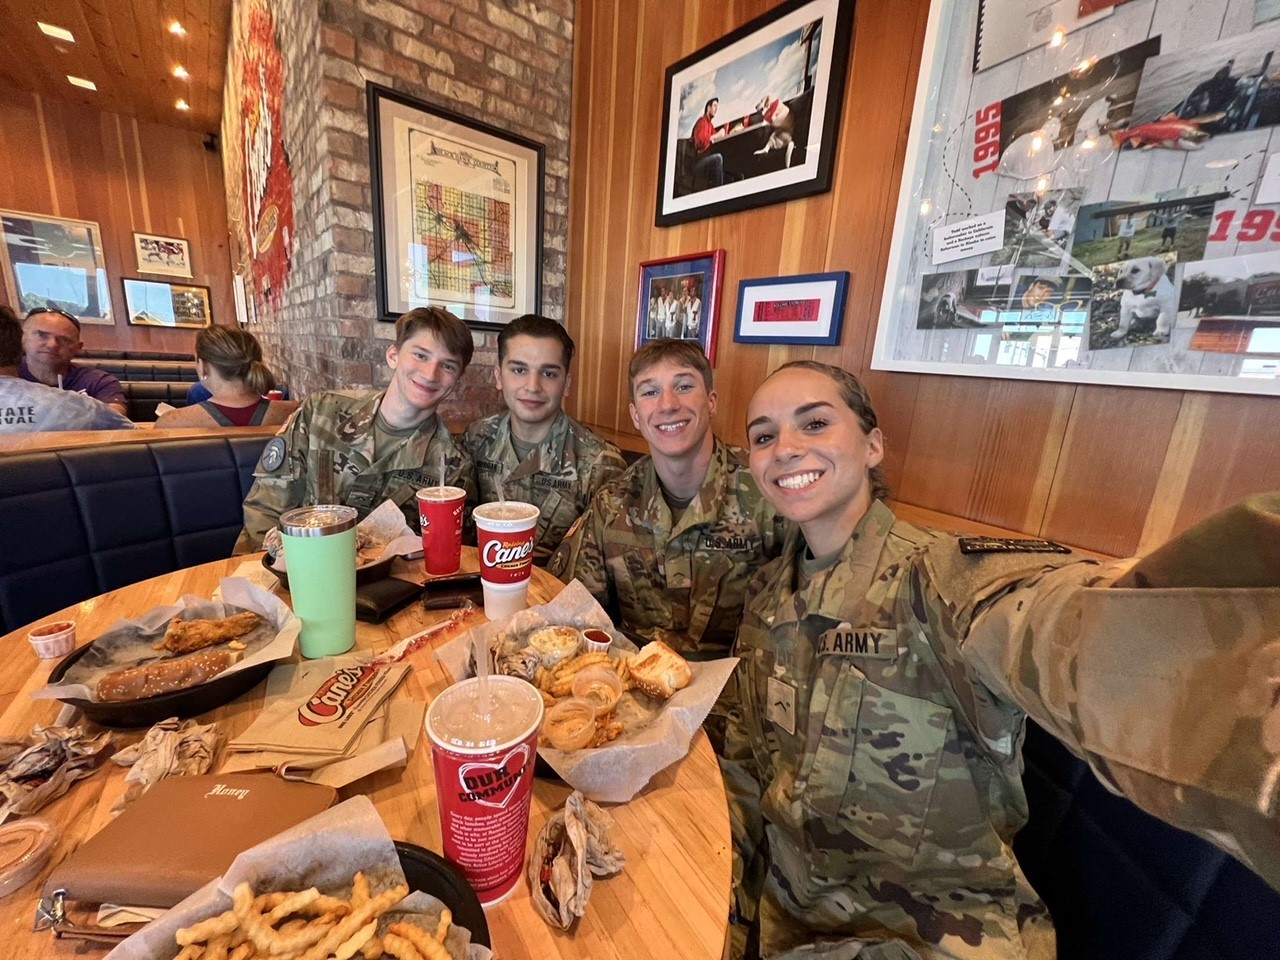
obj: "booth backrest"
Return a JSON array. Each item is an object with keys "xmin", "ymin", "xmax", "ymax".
[
  {"xmin": 1014, "ymin": 721, "xmax": 1280, "ymax": 959},
  {"xmin": 79, "ymin": 350, "xmax": 193, "ymax": 361},
  {"xmin": 122, "ymin": 381, "xmax": 193, "ymax": 421},
  {"xmin": 75, "ymin": 359, "xmax": 199, "ymax": 382},
  {"xmin": 0, "ymin": 435, "xmax": 270, "ymax": 633}
]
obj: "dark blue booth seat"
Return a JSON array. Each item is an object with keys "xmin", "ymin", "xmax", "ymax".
[
  {"xmin": 0, "ymin": 436, "xmax": 269, "ymax": 634},
  {"xmin": 1014, "ymin": 720, "xmax": 1280, "ymax": 959}
]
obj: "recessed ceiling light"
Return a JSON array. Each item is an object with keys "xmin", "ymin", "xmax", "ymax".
[
  {"xmin": 175, "ymin": 99, "xmax": 190, "ymax": 111},
  {"xmin": 172, "ymin": 65, "xmax": 189, "ymax": 80},
  {"xmin": 168, "ymin": 21, "xmax": 186, "ymax": 36},
  {"xmin": 37, "ymin": 21, "xmax": 75, "ymax": 43},
  {"xmin": 67, "ymin": 76, "xmax": 97, "ymax": 91}
]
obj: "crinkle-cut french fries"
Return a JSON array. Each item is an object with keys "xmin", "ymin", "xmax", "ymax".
[{"xmin": 170, "ymin": 873, "xmax": 442, "ymax": 960}]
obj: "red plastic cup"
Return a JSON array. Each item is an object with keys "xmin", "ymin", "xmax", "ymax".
[
  {"xmin": 473, "ymin": 501, "xmax": 540, "ymax": 619},
  {"xmin": 425, "ymin": 675, "xmax": 544, "ymax": 907},
  {"xmin": 417, "ymin": 486, "xmax": 467, "ymax": 575}
]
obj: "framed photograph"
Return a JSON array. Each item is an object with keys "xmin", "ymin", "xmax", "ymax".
[
  {"xmin": 734, "ymin": 271, "xmax": 849, "ymax": 345},
  {"xmin": 122, "ymin": 278, "xmax": 212, "ymax": 329},
  {"xmin": 871, "ymin": 0, "xmax": 1280, "ymax": 395},
  {"xmin": 654, "ymin": 0, "xmax": 855, "ymax": 228},
  {"xmin": 0, "ymin": 209, "xmax": 113, "ymax": 324},
  {"xmin": 133, "ymin": 232, "xmax": 193, "ymax": 278},
  {"xmin": 368, "ymin": 83, "xmax": 544, "ymax": 329},
  {"xmin": 635, "ymin": 250, "xmax": 726, "ymax": 364}
]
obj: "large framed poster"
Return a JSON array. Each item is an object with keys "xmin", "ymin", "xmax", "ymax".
[
  {"xmin": 0, "ymin": 210, "xmax": 113, "ymax": 325},
  {"xmin": 368, "ymin": 84, "xmax": 544, "ymax": 330},
  {"xmin": 872, "ymin": 0, "xmax": 1280, "ymax": 396},
  {"xmin": 654, "ymin": 0, "xmax": 855, "ymax": 227}
]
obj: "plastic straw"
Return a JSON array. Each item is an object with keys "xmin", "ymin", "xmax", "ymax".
[
  {"xmin": 57, "ymin": 374, "xmax": 63, "ymax": 390},
  {"xmin": 473, "ymin": 631, "xmax": 492, "ymax": 718},
  {"xmin": 438, "ymin": 447, "xmax": 446, "ymax": 493},
  {"xmin": 496, "ymin": 472, "xmax": 507, "ymax": 506}
]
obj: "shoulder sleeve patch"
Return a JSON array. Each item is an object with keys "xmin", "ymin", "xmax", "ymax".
[{"xmin": 261, "ymin": 436, "xmax": 287, "ymax": 472}]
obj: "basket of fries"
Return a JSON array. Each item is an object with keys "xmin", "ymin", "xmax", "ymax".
[
  {"xmin": 434, "ymin": 580, "xmax": 738, "ymax": 803},
  {"xmin": 104, "ymin": 797, "xmax": 490, "ymax": 960}
]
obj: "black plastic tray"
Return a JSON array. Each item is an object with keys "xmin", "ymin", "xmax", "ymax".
[
  {"xmin": 394, "ymin": 841, "xmax": 490, "ymax": 948},
  {"xmin": 47, "ymin": 643, "xmax": 274, "ymax": 729},
  {"xmin": 262, "ymin": 552, "xmax": 396, "ymax": 590}
]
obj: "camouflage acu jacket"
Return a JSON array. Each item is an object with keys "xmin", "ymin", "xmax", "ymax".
[
  {"xmin": 548, "ymin": 438, "xmax": 781, "ymax": 655},
  {"xmin": 723, "ymin": 496, "xmax": 1280, "ymax": 960},
  {"xmin": 463, "ymin": 410, "xmax": 626, "ymax": 563},
  {"xmin": 235, "ymin": 390, "xmax": 474, "ymax": 552}
]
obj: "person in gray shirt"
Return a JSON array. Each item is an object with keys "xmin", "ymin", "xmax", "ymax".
[{"xmin": 0, "ymin": 306, "xmax": 133, "ymax": 433}]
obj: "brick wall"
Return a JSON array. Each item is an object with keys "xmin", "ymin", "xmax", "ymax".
[{"xmin": 222, "ymin": 0, "xmax": 574, "ymax": 423}]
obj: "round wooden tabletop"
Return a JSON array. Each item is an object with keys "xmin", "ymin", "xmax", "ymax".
[{"xmin": 0, "ymin": 550, "xmax": 731, "ymax": 960}]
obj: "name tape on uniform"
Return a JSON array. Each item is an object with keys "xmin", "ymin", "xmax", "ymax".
[{"xmin": 818, "ymin": 624, "xmax": 898, "ymax": 660}]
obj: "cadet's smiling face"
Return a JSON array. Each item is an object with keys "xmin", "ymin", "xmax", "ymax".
[
  {"xmin": 747, "ymin": 367, "xmax": 883, "ymax": 555},
  {"xmin": 629, "ymin": 359, "xmax": 716, "ymax": 463},
  {"xmin": 494, "ymin": 334, "xmax": 570, "ymax": 434},
  {"xmin": 385, "ymin": 330, "xmax": 462, "ymax": 413}
]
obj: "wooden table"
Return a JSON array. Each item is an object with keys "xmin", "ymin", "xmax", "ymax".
[{"xmin": 0, "ymin": 550, "xmax": 732, "ymax": 960}]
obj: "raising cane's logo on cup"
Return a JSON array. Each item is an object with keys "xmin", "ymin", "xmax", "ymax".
[
  {"xmin": 297, "ymin": 664, "xmax": 379, "ymax": 726},
  {"xmin": 473, "ymin": 502, "xmax": 540, "ymax": 586}
]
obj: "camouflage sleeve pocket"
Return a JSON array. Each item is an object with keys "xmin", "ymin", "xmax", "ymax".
[{"xmin": 802, "ymin": 666, "xmax": 951, "ymax": 862}]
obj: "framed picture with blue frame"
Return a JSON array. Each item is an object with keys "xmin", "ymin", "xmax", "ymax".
[
  {"xmin": 635, "ymin": 249, "xmax": 726, "ymax": 364},
  {"xmin": 734, "ymin": 271, "xmax": 849, "ymax": 345}
]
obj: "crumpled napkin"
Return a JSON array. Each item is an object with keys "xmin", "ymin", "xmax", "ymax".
[
  {"xmin": 0, "ymin": 725, "xmax": 114, "ymax": 822},
  {"xmin": 527, "ymin": 790, "xmax": 626, "ymax": 929},
  {"xmin": 110, "ymin": 717, "xmax": 222, "ymax": 812}
]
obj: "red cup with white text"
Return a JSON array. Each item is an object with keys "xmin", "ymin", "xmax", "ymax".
[
  {"xmin": 473, "ymin": 501, "xmax": 540, "ymax": 620},
  {"xmin": 425, "ymin": 675, "xmax": 544, "ymax": 906},
  {"xmin": 417, "ymin": 486, "xmax": 467, "ymax": 576}
]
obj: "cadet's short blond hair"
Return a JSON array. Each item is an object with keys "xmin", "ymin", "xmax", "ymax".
[{"xmin": 628, "ymin": 339, "xmax": 712, "ymax": 397}]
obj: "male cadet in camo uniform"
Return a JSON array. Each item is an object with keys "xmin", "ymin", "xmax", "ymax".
[
  {"xmin": 463, "ymin": 314, "xmax": 626, "ymax": 564},
  {"xmin": 235, "ymin": 307, "xmax": 476, "ymax": 552},
  {"xmin": 549, "ymin": 339, "xmax": 781, "ymax": 657}
]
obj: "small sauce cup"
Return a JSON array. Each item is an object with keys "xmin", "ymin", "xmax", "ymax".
[
  {"xmin": 27, "ymin": 621, "xmax": 76, "ymax": 660},
  {"xmin": 582, "ymin": 628, "xmax": 613, "ymax": 654}
]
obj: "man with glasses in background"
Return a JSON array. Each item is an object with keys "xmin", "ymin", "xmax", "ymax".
[{"xmin": 20, "ymin": 308, "xmax": 127, "ymax": 417}]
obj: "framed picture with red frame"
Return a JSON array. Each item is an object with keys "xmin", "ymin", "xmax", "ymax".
[
  {"xmin": 733, "ymin": 271, "xmax": 849, "ymax": 345},
  {"xmin": 635, "ymin": 249, "xmax": 726, "ymax": 364}
]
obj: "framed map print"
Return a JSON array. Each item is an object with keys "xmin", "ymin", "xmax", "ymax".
[{"xmin": 368, "ymin": 84, "xmax": 545, "ymax": 329}]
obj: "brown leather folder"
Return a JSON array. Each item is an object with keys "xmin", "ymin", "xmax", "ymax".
[{"xmin": 44, "ymin": 773, "xmax": 337, "ymax": 908}]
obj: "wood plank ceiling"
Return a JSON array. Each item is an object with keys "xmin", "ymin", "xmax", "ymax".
[{"xmin": 0, "ymin": 0, "xmax": 230, "ymax": 132}]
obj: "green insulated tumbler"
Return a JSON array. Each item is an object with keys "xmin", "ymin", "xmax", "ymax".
[{"xmin": 280, "ymin": 505, "xmax": 358, "ymax": 658}]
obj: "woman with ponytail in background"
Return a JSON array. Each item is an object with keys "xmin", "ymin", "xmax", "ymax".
[{"xmin": 155, "ymin": 326, "xmax": 297, "ymax": 428}]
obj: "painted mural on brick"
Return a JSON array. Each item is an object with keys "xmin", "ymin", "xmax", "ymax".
[{"xmin": 240, "ymin": 0, "xmax": 295, "ymax": 311}]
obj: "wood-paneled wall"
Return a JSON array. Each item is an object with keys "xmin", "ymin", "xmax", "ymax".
[
  {"xmin": 565, "ymin": 0, "xmax": 1280, "ymax": 558},
  {"xmin": 0, "ymin": 88, "xmax": 233, "ymax": 354}
]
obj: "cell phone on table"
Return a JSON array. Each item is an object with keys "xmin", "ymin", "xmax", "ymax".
[{"xmin": 422, "ymin": 572, "xmax": 485, "ymax": 609}]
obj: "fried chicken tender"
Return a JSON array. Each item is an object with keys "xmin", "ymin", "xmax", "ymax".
[
  {"xmin": 157, "ymin": 611, "xmax": 262, "ymax": 654},
  {"xmin": 545, "ymin": 652, "xmax": 613, "ymax": 697},
  {"xmin": 588, "ymin": 713, "xmax": 626, "ymax": 748}
]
